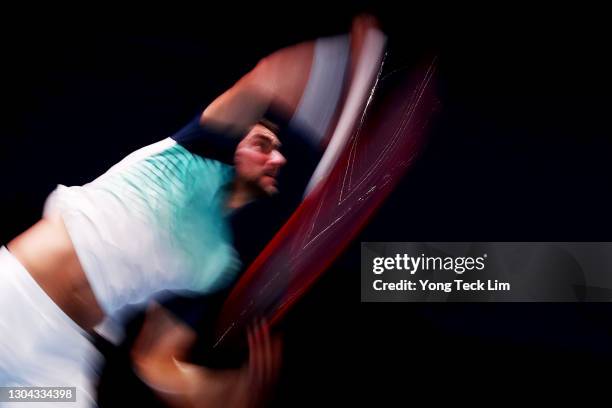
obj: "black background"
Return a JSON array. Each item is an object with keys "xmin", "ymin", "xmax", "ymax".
[{"xmin": 1, "ymin": 2, "xmax": 611, "ymax": 405}]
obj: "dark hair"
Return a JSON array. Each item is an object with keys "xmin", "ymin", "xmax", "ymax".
[{"xmin": 257, "ymin": 117, "xmax": 281, "ymax": 135}]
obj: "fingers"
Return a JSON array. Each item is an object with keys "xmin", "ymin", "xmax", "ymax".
[
  {"xmin": 245, "ymin": 318, "xmax": 283, "ymax": 408},
  {"xmin": 247, "ymin": 320, "xmax": 264, "ymax": 399},
  {"xmin": 268, "ymin": 330, "xmax": 283, "ymax": 390},
  {"xmin": 260, "ymin": 319, "xmax": 283, "ymax": 388},
  {"xmin": 260, "ymin": 319, "xmax": 272, "ymax": 385},
  {"xmin": 352, "ymin": 13, "xmax": 380, "ymax": 31}
]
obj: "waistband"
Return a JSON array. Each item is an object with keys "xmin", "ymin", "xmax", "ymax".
[{"xmin": 0, "ymin": 246, "xmax": 91, "ymax": 340}]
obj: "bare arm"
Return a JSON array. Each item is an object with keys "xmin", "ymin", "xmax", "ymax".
[
  {"xmin": 199, "ymin": 14, "xmax": 379, "ymax": 143},
  {"xmin": 200, "ymin": 41, "xmax": 315, "ymax": 133},
  {"xmin": 131, "ymin": 302, "xmax": 282, "ymax": 408}
]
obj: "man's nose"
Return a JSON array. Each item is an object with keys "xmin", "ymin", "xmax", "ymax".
[{"xmin": 270, "ymin": 150, "xmax": 287, "ymax": 167}]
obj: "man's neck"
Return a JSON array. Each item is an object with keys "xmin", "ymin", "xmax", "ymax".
[{"xmin": 226, "ymin": 181, "xmax": 258, "ymax": 210}]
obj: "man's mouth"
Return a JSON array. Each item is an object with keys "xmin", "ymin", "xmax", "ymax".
[{"xmin": 263, "ymin": 175, "xmax": 277, "ymax": 184}]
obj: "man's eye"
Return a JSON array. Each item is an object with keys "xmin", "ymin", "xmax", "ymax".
[{"xmin": 254, "ymin": 142, "xmax": 271, "ymax": 152}]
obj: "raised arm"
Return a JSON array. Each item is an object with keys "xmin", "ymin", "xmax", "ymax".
[{"xmin": 200, "ymin": 41, "xmax": 315, "ymax": 133}]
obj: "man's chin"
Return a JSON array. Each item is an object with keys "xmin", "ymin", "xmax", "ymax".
[
  {"xmin": 260, "ymin": 177, "xmax": 279, "ymax": 196},
  {"xmin": 262, "ymin": 185, "xmax": 279, "ymax": 196}
]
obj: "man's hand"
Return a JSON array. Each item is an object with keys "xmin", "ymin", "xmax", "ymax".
[
  {"xmin": 132, "ymin": 305, "xmax": 283, "ymax": 408},
  {"xmin": 234, "ymin": 319, "xmax": 283, "ymax": 407},
  {"xmin": 174, "ymin": 318, "xmax": 283, "ymax": 408}
]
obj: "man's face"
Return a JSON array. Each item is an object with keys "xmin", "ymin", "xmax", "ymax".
[{"xmin": 234, "ymin": 124, "xmax": 287, "ymax": 196}]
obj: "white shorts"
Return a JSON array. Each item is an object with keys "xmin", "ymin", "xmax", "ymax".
[{"xmin": 0, "ymin": 246, "xmax": 102, "ymax": 407}]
